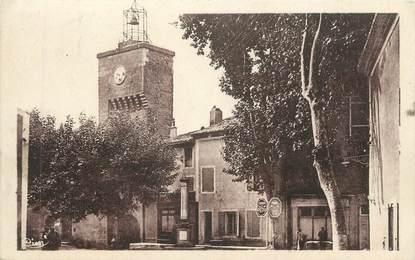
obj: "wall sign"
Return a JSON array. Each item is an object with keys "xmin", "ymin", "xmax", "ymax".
[
  {"xmin": 256, "ymin": 198, "xmax": 268, "ymax": 217},
  {"xmin": 268, "ymin": 197, "xmax": 283, "ymax": 218}
]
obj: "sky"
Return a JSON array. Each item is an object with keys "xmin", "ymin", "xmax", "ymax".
[{"xmin": 1, "ymin": 0, "xmax": 236, "ymax": 134}]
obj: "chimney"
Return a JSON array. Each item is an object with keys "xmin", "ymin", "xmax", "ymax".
[
  {"xmin": 169, "ymin": 118, "xmax": 177, "ymax": 140},
  {"xmin": 209, "ymin": 106, "xmax": 222, "ymax": 126}
]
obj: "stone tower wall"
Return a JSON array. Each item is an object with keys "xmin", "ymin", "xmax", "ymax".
[{"xmin": 97, "ymin": 42, "xmax": 174, "ymax": 137}]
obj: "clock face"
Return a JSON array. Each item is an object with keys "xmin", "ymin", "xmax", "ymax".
[{"xmin": 113, "ymin": 66, "xmax": 126, "ymax": 85}]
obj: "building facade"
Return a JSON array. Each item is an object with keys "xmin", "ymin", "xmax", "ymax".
[
  {"xmin": 170, "ymin": 104, "xmax": 370, "ymax": 249},
  {"xmin": 17, "ymin": 109, "xmax": 30, "ymax": 250},
  {"xmin": 358, "ymin": 13, "xmax": 400, "ymax": 251},
  {"xmin": 170, "ymin": 108, "xmax": 268, "ymax": 247}
]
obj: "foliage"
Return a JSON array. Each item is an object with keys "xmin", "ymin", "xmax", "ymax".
[
  {"xmin": 301, "ymin": 14, "xmax": 372, "ymax": 158},
  {"xmin": 180, "ymin": 14, "xmax": 313, "ymax": 197},
  {"xmin": 180, "ymin": 14, "xmax": 372, "ymax": 196},
  {"xmin": 180, "ymin": 13, "xmax": 373, "ymax": 249},
  {"xmin": 28, "ymin": 109, "xmax": 177, "ymax": 221}
]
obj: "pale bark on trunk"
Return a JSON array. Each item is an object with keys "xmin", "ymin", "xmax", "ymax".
[
  {"xmin": 309, "ymin": 105, "xmax": 348, "ymax": 250},
  {"xmin": 300, "ymin": 14, "xmax": 348, "ymax": 250}
]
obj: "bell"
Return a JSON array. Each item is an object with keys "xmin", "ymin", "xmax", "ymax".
[{"xmin": 128, "ymin": 15, "xmax": 139, "ymax": 25}]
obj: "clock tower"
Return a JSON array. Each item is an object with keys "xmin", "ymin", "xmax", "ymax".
[{"xmin": 97, "ymin": 0, "xmax": 174, "ymax": 137}]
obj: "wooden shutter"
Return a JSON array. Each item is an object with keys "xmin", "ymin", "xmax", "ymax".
[
  {"xmin": 236, "ymin": 211, "xmax": 239, "ymax": 237},
  {"xmin": 218, "ymin": 212, "xmax": 225, "ymax": 237},
  {"xmin": 247, "ymin": 210, "xmax": 260, "ymax": 238},
  {"xmin": 388, "ymin": 204, "xmax": 394, "ymax": 250},
  {"xmin": 238, "ymin": 210, "xmax": 244, "ymax": 238}
]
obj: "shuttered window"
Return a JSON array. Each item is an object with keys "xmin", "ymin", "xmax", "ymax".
[
  {"xmin": 218, "ymin": 211, "xmax": 239, "ymax": 237},
  {"xmin": 246, "ymin": 210, "xmax": 260, "ymax": 238},
  {"xmin": 161, "ymin": 208, "xmax": 175, "ymax": 233},
  {"xmin": 201, "ymin": 167, "xmax": 215, "ymax": 193}
]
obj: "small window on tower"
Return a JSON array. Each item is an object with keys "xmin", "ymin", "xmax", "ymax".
[{"xmin": 108, "ymin": 100, "xmax": 115, "ymax": 111}]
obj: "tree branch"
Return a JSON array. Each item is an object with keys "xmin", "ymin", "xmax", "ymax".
[
  {"xmin": 300, "ymin": 14, "xmax": 308, "ymax": 93},
  {"xmin": 308, "ymin": 13, "xmax": 322, "ymax": 94}
]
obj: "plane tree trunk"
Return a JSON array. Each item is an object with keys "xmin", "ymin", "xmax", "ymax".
[{"xmin": 300, "ymin": 13, "xmax": 348, "ymax": 250}]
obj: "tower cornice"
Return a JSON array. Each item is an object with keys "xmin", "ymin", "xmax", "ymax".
[{"xmin": 97, "ymin": 42, "xmax": 175, "ymax": 59}]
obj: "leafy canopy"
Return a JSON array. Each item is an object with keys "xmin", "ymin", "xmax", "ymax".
[
  {"xmin": 28, "ymin": 109, "xmax": 177, "ymax": 221},
  {"xmin": 180, "ymin": 14, "xmax": 372, "ymax": 193},
  {"xmin": 180, "ymin": 14, "xmax": 312, "ymax": 194}
]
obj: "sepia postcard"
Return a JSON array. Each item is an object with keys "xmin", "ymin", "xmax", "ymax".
[{"xmin": 1, "ymin": 0, "xmax": 414, "ymax": 259}]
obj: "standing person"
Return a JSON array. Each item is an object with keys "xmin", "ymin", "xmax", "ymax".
[
  {"xmin": 41, "ymin": 227, "xmax": 49, "ymax": 246},
  {"xmin": 318, "ymin": 227, "xmax": 328, "ymax": 249},
  {"xmin": 296, "ymin": 229, "xmax": 303, "ymax": 250},
  {"xmin": 42, "ymin": 227, "xmax": 61, "ymax": 250},
  {"xmin": 110, "ymin": 236, "xmax": 117, "ymax": 250},
  {"xmin": 318, "ymin": 227, "xmax": 325, "ymax": 241}
]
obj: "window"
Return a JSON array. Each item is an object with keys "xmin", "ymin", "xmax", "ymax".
[
  {"xmin": 300, "ymin": 207, "xmax": 312, "ymax": 217},
  {"xmin": 247, "ymin": 175, "xmax": 264, "ymax": 192},
  {"xmin": 387, "ymin": 203, "xmax": 399, "ymax": 251},
  {"xmin": 298, "ymin": 206, "xmax": 331, "ymax": 240},
  {"xmin": 349, "ymin": 97, "xmax": 369, "ymax": 142},
  {"xmin": 226, "ymin": 212, "xmax": 237, "ymax": 235},
  {"xmin": 360, "ymin": 205, "xmax": 369, "ymax": 216},
  {"xmin": 246, "ymin": 210, "xmax": 260, "ymax": 238},
  {"xmin": 351, "ymin": 103, "xmax": 369, "ymax": 126},
  {"xmin": 219, "ymin": 211, "xmax": 239, "ymax": 237},
  {"xmin": 247, "ymin": 176, "xmax": 255, "ymax": 191},
  {"xmin": 184, "ymin": 146, "xmax": 193, "ymax": 167},
  {"xmin": 201, "ymin": 167, "xmax": 215, "ymax": 193},
  {"xmin": 314, "ymin": 207, "xmax": 328, "ymax": 217},
  {"xmin": 161, "ymin": 208, "xmax": 175, "ymax": 233},
  {"xmin": 187, "ymin": 177, "xmax": 194, "ymax": 192}
]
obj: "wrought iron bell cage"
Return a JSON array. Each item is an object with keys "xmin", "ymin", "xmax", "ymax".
[{"xmin": 122, "ymin": 0, "xmax": 149, "ymax": 42}]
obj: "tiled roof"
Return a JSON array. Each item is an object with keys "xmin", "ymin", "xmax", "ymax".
[{"xmin": 170, "ymin": 117, "xmax": 235, "ymax": 145}]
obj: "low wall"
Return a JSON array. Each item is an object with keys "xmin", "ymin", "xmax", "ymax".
[{"xmin": 72, "ymin": 214, "xmax": 108, "ymax": 249}]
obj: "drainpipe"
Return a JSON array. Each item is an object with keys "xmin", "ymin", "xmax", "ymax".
[{"xmin": 142, "ymin": 204, "xmax": 146, "ymax": 242}]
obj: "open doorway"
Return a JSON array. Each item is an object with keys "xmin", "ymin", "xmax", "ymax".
[{"xmin": 204, "ymin": 211, "xmax": 212, "ymax": 243}]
